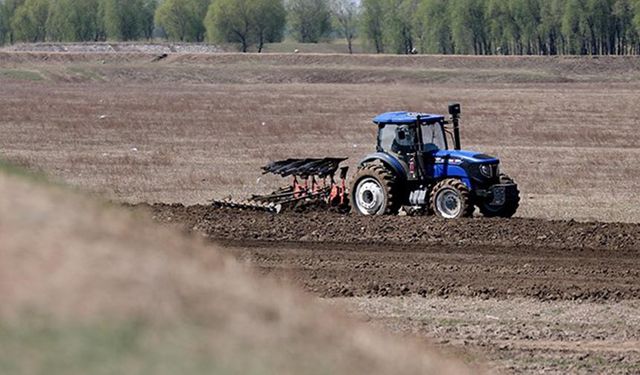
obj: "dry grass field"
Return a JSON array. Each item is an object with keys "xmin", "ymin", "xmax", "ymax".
[
  {"xmin": 1, "ymin": 52, "xmax": 639, "ymax": 222},
  {"xmin": 2, "ymin": 50, "xmax": 640, "ymax": 374}
]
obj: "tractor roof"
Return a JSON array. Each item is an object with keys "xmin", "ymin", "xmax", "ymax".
[{"xmin": 373, "ymin": 111, "xmax": 445, "ymax": 125}]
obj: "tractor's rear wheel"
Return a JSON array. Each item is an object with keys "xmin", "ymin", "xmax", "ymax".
[
  {"xmin": 430, "ymin": 179, "xmax": 474, "ymax": 219},
  {"xmin": 479, "ymin": 174, "xmax": 520, "ymax": 218},
  {"xmin": 350, "ymin": 163, "xmax": 401, "ymax": 216}
]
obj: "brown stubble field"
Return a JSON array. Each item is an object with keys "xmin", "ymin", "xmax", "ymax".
[
  {"xmin": 1, "ymin": 52, "xmax": 639, "ymax": 222},
  {"xmin": 2, "ymin": 51, "xmax": 640, "ymax": 374}
]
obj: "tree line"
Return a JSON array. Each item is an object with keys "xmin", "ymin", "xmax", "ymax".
[
  {"xmin": 364, "ymin": 0, "xmax": 640, "ymax": 55},
  {"xmin": 1, "ymin": 0, "xmax": 640, "ymax": 55}
]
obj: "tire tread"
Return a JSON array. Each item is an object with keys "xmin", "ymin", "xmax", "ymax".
[
  {"xmin": 349, "ymin": 163, "xmax": 401, "ymax": 215},
  {"xmin": 429, "ymin": 178, "xmax": 474, "ymax": 219}
]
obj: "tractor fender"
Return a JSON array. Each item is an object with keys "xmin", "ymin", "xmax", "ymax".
[
  {"xmin": 359, "ymin": 153, "xmax": 407, "ymax": 180},
  {"xmin": 432, "ymin": 163, "xmax": 473, "ymax": 190}
]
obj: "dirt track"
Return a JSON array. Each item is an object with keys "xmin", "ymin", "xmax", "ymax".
[{"xmin": 145, "ymin": 204, "xmax": 640, "ymax": 302}]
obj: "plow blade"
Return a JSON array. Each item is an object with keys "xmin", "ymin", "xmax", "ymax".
[
  {"xmin": 210, "ymin": 198, "xmax": 282, "ymax": 214},
  {"xmin": 262, "ymin": 158, "xmax": 347, "ymax": 178},
  {"xmin": 211, "ymin": 158, "xmax": 350, "ymax": 213}
]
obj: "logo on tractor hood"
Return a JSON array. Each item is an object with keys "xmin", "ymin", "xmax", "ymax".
[
  {"xmin": 434, "ymin": 157, "xmax": 463, "ymax": 165},
  {"xmin": 433, "ymin": 150, "xmax": 499, "ymax": 164}
]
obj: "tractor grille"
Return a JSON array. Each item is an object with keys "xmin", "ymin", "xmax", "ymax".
[
  {"xmin": 469, "ymin": 163, "xmax": 500, "ymax": 185},
  {"xmin": 487, "ymin": 164, "xmax": 499, "ymax": 178}
]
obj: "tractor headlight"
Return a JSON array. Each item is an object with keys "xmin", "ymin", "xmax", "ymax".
[{"xmin": 479, "ymin": 164, "xmax": 493, "ymax": 178}]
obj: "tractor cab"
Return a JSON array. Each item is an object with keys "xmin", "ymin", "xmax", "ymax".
[
  {"xmin": 371, "ymin": 106, "xmax": 467, "ymax": 184},
  {"xmin": 374, "ymin": 112, "xmax": 451, "ymax": 155}
]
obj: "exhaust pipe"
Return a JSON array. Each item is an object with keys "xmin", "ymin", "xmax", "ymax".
[{"xmin": 449, "ymin": 103, "xmax": 461, "ymax": 150}]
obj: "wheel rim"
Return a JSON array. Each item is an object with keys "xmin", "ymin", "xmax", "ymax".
[
  {"xmin": 435, "ymin": 188, "xmax": 462, "ymax": 219},
  {"xmin": 355, "ymin": 177, "xmax": 385, "ymax": 215}
]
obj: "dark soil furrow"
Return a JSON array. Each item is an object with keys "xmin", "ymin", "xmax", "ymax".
[
  {"xmin": 139, "ymin": 204, "xmax": 640, "ymax": 302},
  {"xmin": 145, "ymin": 204, "xmax": 640, "ymax": 252}
]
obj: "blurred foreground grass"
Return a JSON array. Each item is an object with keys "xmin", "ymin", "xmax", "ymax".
[{"xmin": 0, "ymin": 317, "xmax": 253, "ymax": 375}]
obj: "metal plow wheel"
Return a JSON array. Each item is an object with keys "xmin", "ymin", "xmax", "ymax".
[{"xmin": 211, "ymin": 158, "xmax": 350, "ymax": 214}]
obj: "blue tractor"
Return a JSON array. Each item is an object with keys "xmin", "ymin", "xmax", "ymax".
[
  {"xmin": 212, "ymin": 104, "xmax": 519, "ymax": 218},
  {"xmin": 349, "ymin": 104, "xmax": 520, "ymax": 219}
]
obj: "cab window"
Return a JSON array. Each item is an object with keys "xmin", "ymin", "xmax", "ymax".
[
  {"xmin": 421, "ymin": 123, "xmax": 447, "ymax": 150},
  {"xmin": 378, "ymin": 125, "xmax": 396, "ymax": 152}
]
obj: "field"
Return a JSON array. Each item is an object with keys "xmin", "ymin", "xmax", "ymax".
[
  {"xmin": 1, "ymin": 49, "xmax": 640, "ymax": 373},
  {"xmin": 0, "ymin": 166, "xmax": 469, "ymax": 375}
]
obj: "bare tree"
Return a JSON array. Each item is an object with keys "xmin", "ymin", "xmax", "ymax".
[{"xmin": 330, "ymin": 0, "xmax": 360, "ymax": 54}]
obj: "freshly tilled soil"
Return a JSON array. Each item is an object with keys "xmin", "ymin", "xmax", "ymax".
[
  {"xmin": 141, "ymin": 204, "xmax": 640, "ymax": 302},
  {"xmin": 146, "ymin": 203, "xmax": 639, "ymax": 251}
]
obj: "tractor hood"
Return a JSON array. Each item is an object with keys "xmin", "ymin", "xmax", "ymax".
[{"xmin": 432, "ymin": 149, "xmax": 499, "ymax": 165}]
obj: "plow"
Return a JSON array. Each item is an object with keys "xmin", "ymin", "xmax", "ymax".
[
  {"xmin": 212, "ymin": 158, "xmax": 350, "ymax": 213},
  {"xmin": 213, "ymin": 104, "xmax": 521, "ymax": 219}
]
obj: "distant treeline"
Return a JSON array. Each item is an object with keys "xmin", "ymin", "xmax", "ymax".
[
  {"xmin": 373, "ymin": 0, "xmax": 640, "ymax": 55},
  {"xmin": 1, "ymin": 0, "xmax": 640, "ymax": 55}
]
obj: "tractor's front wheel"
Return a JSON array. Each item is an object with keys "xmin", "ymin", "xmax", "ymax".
[
  {"xmin": 478, "ymin": 174, "xmax": 520, "ymax": 218},
  {"xmin": 430, "ymin": 179, "xmax": 474, "ymax": 219},
  {"xmin": 350, "ymin": 163, "xmax": 401, "ymax": 216}
]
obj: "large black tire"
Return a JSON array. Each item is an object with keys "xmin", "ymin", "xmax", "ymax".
[
  {"xmin": 479, "ymin": 174, "xmax": 520, "ymax": 218},
  {"xmin": 349, "ymin": 163, "xmax": 401, "ymax": 215},
  {"xmin": 429, "ymin": 179, "xmax": 474, "ymax": 219}
]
